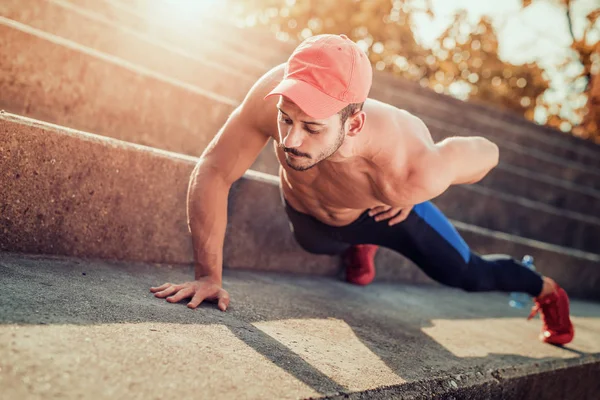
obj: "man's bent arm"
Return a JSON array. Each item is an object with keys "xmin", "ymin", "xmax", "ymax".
[
  {"xmin": 186, "ymin": 108, "xmax": 271, "ymax": 282},
  {"xmin": 436, "ymin": 136, "xmax": 500, "ymax": 185},
  {"xmin": 395, "ymin": 136, "xmax": 499, "ymax": 206}
]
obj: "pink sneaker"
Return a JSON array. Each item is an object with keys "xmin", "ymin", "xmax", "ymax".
[{"xmin": 343, "ymin": 244, "xmax": 378, "ymax": 286}]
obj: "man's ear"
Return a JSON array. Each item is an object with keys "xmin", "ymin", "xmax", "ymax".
[{"xmin": 346, "ymin": 111, "xmax": 366, "ymax": 137}]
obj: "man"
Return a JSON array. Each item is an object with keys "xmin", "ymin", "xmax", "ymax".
[{"xmin": 150, "ymin": 34, "xmax": 574, "ymax": 345}]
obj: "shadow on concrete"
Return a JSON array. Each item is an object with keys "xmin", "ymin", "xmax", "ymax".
[{"xmin": 1, "ymin": 252, "xmax": 599, "ymax": 397}]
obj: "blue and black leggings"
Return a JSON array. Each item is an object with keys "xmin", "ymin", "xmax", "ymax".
[{"xmin": 283, "ymin": 196, "xmax": 544, "ymax": 297}]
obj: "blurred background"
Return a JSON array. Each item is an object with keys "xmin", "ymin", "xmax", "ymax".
[{"xmin": 141, "ymin": 0, "xmax": 600, "ymax": 143}]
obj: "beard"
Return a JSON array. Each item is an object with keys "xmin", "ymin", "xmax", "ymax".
[{"xmin": 284, "ymin": 128, "xmax": 345, "ymax": 172}]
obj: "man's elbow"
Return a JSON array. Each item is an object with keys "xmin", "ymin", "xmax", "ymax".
[
  {"xmin": 489, "ymin": 140, "xmax": 500, "ymax": 168},
  {"xmin": 404, "ymin": 168, "xmax": 453, "ymax": 205},
  {"xmin": 466, "ymin": 140, "xmax": 499, "ymax": 184},
  {"xmin": 473, "ymin": 137, "xmax": 499, "ymax": 169},
  {"xmin": 445, "ymin": 137, "xmax": 499, "ymax": 185},
  {"xmin": 481, "ymin": 140, "xmax": 499, "ymax": 181}
]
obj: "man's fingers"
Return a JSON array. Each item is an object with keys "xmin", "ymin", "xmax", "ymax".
[
  {"xmin": 389, "ymin": 208, "xmax": 412, "ymax": 226},
  {"xmin": 167, "ymin": 288, "xmax": 194, "ymax": 303},
  {"xmin": 187, "ymin": 291, "xmax": 208, "ymax": 309},
  {"xmin": 152, "ymin": 282, "xmax": 227, "ymax": 311},
  {"xmin": 218, "ymin": 291, "xmax": 230, "ymax": 312},
  {"xmin": 154, "ymin": 285, "xmax": 179, "ymax": 298},
  {"xmin": 369, "ymin": 206, "xmax": 390, "ymax": 219},
  {"xmin": 374, "ymin": 207, "xmax": 402, "ymax": 221},
  {"xmin": 150, "ymin": 283, "xmax": 171, "ymax": 293},
  {"xmin": 368, "ymin": 205, "xmax": 391, "ymax": 216}
]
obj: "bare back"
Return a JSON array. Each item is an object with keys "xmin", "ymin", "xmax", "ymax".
[{"xmin": 255, "ymin": 65, "xmax": 435, "ymax": 227}]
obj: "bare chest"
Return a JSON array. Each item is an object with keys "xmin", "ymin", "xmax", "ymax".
[{"xmin": 275, "ymin": 145, "xmax": 404, "ymax": 225}]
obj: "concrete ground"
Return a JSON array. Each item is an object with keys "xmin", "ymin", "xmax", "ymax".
[{"xmin": 1, "ymin": 252, "xmax": 599, "ymax": 399}]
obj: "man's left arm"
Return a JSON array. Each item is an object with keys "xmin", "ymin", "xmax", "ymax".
[
  {"xmin": 404, "ymin": 135, "xmax": 500, "ymax": 204},
  {"xmin": 370, "ymin": 114, "xmax": 499, "ymax": 225}
]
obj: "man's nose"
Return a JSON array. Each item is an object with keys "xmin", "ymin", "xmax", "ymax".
[{"xmin": 282, "ymin": 125, "xmax": 305, "ymax": 149}]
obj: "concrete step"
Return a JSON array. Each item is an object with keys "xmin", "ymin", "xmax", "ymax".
[
  {"xmin": 2, "ymin": 113, "xmax": 599, "ymax": 299},
  {"xmin": 434, "ymin": 184, "xmax": 600, "ymax": 254},
  {"xmin": 423, "ymin": 120, "xmax": 600, "ymax": 209},
  {"xmin": 1, "ymin": 10, "xmax": 597, "ymax": 213},
  {"xmin": 62, "ymin": 0, "xmax": 288, "ymax": 68},
  {"xmin": 1, "ymin": 252, "xmax": 599, "ymax": 399},
  {"xmin": 480, "ymin": 164, "xmax": 600, "ymax": 217},
  {"xmin": 56, "ymin": 0, "xmax": 600, "ymax": 168},
  {"xmin": 0, "ymin": 16, "xmax": 236, "ymax": 156},
  {"xmin": 0, "ymin": 0, "xmax": 259, "ymax": 101}
]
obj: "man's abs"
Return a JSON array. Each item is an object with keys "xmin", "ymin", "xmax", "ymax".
[{"xmin": 279, "ymin": 178, "xmax": 369, "ymax": 227}]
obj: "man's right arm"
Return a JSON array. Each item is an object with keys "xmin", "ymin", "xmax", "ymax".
[
  {"xmin": 150, "ymin": 64, "xmax": 283, "ymax": 309},
  {"xmin": 187, "ymin": 105, "xmax": 272, "ymax": 283}
]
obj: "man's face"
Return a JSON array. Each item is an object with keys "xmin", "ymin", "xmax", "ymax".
[{"xmin": 276, "ymin": 98, "xmax": 346, "ymax": 172}]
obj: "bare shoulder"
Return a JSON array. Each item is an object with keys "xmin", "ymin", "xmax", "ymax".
[
  {"xmin": 365, "ymin": 104, "xmax": 437, "ymax": 205},
  {"xmin": 367, "ymin": 103, "xmax": 433, "ymax": 171},
  {"xmin": 238, "ymin": 63, "xmax": 285, "ymax": 139},
  {"xmin": 394, "ymin": 108, "xmax": 435, "ymax": 146}
]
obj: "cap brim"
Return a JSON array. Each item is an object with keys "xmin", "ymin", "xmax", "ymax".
[{"xmin": 263, "ymin": 79, "xmax": 348, "ymax": 119}]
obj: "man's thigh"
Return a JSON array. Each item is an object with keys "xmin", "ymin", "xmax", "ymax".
[{"xmin": 336, "ymin": 200, "xmax": 472, "ymax": 274}]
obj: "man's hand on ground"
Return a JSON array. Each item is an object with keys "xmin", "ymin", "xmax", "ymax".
[
  {"xmin": 150, "ymin": 277, "xmax": 230, "ymax": 311},
  {"xmin": 369, "ymin": 205, "xmax": 414, "ymax": 226}
]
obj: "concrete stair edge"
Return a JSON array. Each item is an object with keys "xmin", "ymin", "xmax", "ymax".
[
  {"xmin": 48, "ymin": 0, "xmax": 266, "ymax": 77},
  {"xmin": 99, "ymin": 0, "xmax": 289, "ymax": 62},
  {"xmin": 460, "ymin": 184, "xmax": 600, "ymax": 227},
  {"xmin": 496, "ymin": 163, "xmax": 600, "ymax": 199},
  {"xmin": 0, "ymin": 111, "xmax": 200, "ymax": 163},
  {"xmin": 320, "ymin": 355, "xmax": 600, "ymax": 399},
  {"xmin": 0, "ymin": 16, "xmax": 238, "ymax": 107},
  {"xmin": 451, "ymin": 219, "xmax": 599, "ymax": 263}
]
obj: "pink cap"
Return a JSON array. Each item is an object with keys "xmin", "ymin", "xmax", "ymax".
[{"xmin": 264, "ymin": 34, "xmax": 372, "ymax": 119}]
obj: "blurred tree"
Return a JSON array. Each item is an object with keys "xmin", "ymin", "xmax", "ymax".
[
  {"xmin": 567, "ymin": 8, "xmax": 599, "ymax": 139},
  {"xmin": 522, "ymin": 0, "xmax": 599, "ymax": 140},
  {"xmin": 230, "ymin": 0, "xmax": 599, "ymax": 142}
]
